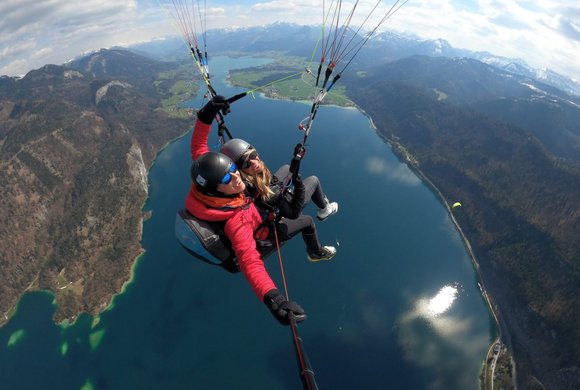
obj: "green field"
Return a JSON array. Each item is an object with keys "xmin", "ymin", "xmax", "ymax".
[
  {"xmin": 156, "ymin": 63, "xmax": 200, "ymax": 118},
  {"xmin": 228, "ymin": 55, "xmax": 353, "ymax": 107},
  {"xmin": 154, "ymin": 54, "xmax": 355, "ymax": 115}
]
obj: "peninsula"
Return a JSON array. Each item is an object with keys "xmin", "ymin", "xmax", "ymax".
[{"xmin": 0, "ymin": 49, "xmax": 194, "ymax": 326}]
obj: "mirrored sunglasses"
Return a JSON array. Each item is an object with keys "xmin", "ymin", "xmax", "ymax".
[{"xmin": 220, "ymin": 163, "xmax": 238, "ymax": 184}]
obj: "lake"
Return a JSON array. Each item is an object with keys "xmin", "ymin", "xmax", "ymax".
[{"xmin": 0, "ymin": 56, "xmax": 494, "ymax": 389}]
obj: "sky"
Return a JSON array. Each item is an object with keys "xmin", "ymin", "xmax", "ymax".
[{"xmin": 1, "ymin": 0, "xmax": 579, "ymax": 81}]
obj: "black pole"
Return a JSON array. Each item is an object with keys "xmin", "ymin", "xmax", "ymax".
[{"xmin": 289, "ymin": 316, "xmax": 319, "ymax": 390}]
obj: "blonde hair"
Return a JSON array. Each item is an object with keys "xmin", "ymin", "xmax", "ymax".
[{"xmin": 239, "ymin": 149, "xmax": 275, "ymax": 203}]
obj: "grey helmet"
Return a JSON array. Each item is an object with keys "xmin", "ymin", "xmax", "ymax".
[
  {"xmin": 221, "ymin": 138, "xmax": 253, "ymax": 167},
  {"xmin": 190, "ymin": 152, "xmax": 236, "ymax": 196}
]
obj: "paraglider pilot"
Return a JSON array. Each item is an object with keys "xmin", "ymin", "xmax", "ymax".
[{"xmin": 185, "ymin": 96, "xmax": 306, "ymax": 325}]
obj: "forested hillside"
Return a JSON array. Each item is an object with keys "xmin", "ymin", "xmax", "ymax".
[
  {"xmin": 345, "ymin": 70, "xmax": 580, "ymax": 389},
  {"xmin": 0, "ymin": 50, "xmax": 192, "ymax": 325}
]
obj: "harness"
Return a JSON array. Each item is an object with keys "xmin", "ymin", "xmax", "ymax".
[{"xmin": 176, "ymin": 208, "xmax": 284, "ymax": 274}]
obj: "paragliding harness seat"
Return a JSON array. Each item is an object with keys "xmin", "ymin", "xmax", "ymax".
[{"xmin": 175, "ymin": 209, "xmax": 282, "ymax": 274}]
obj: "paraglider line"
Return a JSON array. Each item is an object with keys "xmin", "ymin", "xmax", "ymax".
[
  {"xmin": 273, "ymin": 227, "xmax": 319, "ymax": 390},
  {"xmin": 273, "ymin": 224, "xmax": 290, "ymax": 300}
]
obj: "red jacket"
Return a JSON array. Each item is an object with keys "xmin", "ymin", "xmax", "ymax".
[{"xmin": 185, "ymin": 119, "xmax": 276, "ymax": 300}]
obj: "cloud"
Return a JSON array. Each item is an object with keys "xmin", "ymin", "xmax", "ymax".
[
  {"xmin": 0, "ymin": 0, "xmax": 579, "ymax": 81},
  {"xmin": 366, "ymin": 156, "xmax": 421, "ymax": 186},
  {"xmin": 0, "ymin": 39, "xmax": 35, "ymax": 60},
  {"xmin": 396, "ymin": 284, "xmax": 490, "ymax": 389},
  {"xmin": 558, "ymin": 17, "xmax": 580, "ymax": 42},
  {"xmin": 490, "ymin": 14, "xmax": 531, "ymax": 30},
  {"xmin": 0, "ymin": 0, "xmax": 169, "ymax": 76},
  {"xmin": 389, "ymin": 0, "xmax": 580, "ymax": 80},
  {"xmin": 0, "ymin": 59, "xmax": 29, "ymax": 77},
  {"xmin": 32, "ymin": 47, "xmax": 55, "ymax": 61},
  {"xmin": 251, "ymin": 1, "xmax": 295, "ymax": 12}
]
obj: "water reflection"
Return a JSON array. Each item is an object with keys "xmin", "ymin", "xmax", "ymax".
[
  {"xmin": 426, "ymin": 284, "xmax": 459, "ymax": 317},
  {"xmin": 397, "ymin": 283, "xmax": 488, "ymax": 389},
  {"xmin": 365, "ymin": 156, "xmax": 421, "ymax": 186}
]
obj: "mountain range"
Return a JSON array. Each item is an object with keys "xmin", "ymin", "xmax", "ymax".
[
  {"xmin": 129, "ymin": 23, "xmax": 580, "ymax": 97},
  {"xmin": 2, "ymin": 22, "xmax": 580, "ymax": 389}
]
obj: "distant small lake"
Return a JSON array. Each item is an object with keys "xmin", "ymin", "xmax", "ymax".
[{"xmin": 0, "ymin": 56, "xmax": 494, "ymax": 389}]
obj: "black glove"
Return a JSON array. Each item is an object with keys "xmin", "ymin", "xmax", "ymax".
[
  {"xmin": 289, "ymin": 156, "xmax": 301, "ymax": 178},
  {"xmin": 289, "ymin": 143, "xmax": 306, "ymax": 178},
  {"xmin": 293, "ymin": 143, "xmax": 306, "ymax": 159},
  {"xmin": 263, "ymin": 289, "xmax": 307, "ymax": 326},
  {"xmin": 197, "ymin": 95, "xmax": 231, "ymax": 124}
]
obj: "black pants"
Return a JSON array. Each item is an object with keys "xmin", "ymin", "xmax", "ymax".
[
  {"xmin": 274, "ymin": 165, "xmax": 327, "ymax": 209},
  {"xmin": 277, "ymin": 215, "xmax": 322, "ymax": 255}
]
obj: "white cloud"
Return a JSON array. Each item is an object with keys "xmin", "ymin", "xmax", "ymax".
[
  {"xmin": 251, "ymin": 1, "xmax": 296, "ymax": 12},
  {"xmin": 32, "ymin": 47, "xmax": 55, "ymax": 61},
  {"xmin": 0, "ymin": 0, "xmax": 170, "ymax": 76},
  {"xmin": 366, "ymin": 156, "xmax": 421, "ymax": 186},
  {"xmin": 390, "ymin": 0, "xmax": 580, "ymax": 80},
  {"xmin": 396, "ymin": 283, "xmax": 490, "ymax": 389},
  {"xmin": 0, "ymin": 0, "xmax": 579, "ymax": 80}
]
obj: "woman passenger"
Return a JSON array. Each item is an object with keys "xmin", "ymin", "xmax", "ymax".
[{"xmin": 221, "ymin": 138, "xmax": 339, "ymax": 222}]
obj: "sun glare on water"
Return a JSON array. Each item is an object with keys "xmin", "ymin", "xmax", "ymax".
[
  {"xmin": 426, "ymin": 284, "xmax": 459, "ymax": 317},
  {"xmin": 397, "ymin": 282, "xmax": 487, "ymax": 386}
]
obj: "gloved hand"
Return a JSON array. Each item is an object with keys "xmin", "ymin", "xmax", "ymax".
[
  {"xmin": 197, "ymin": 95, "xmax": 231, "ymax": 124},
  {"xmin": 293, "ymin": 143, "xmax": 306, "ymax": 159},
  {"xmin": 263, "ymin": 289, "xmax": 307, "ymax": 326},
  {"xmin": 289, "ymin": 143, "xmax": 306, "ymax": 177},
  {"xmin": 289, "ymin": 156, "xmax": 301, "ymax": 178}
]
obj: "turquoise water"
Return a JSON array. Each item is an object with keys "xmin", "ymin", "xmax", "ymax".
[{"xmin": 0, "ymin": 57, "xmax": 494, "ymax": 389}]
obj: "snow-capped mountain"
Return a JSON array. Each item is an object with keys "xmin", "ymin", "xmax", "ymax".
[
  {"xmin": 470, "ymin": 52, "xmax": 580, "ymax": 97},
  {"xmin": 130, "ymin": 23, "xmax": 580, "ymax": 97},
  {"xmin": 371, "ymin": 32, "xmax": 580, "ymax": 97}
]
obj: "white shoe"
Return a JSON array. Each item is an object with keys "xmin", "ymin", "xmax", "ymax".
[
  {"xmin": 317, "ymin": 200, "xmax": 338, "ymax": 221},
  {"xmin": 307, "ymin": 246, "xmax": 337, "ymax": 262}
]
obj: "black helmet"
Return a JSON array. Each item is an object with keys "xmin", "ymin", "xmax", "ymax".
[
  {"xmin": 191, "ymin": 152, "xmax": 236, "ymax": 196},
  {"xmin": 221, "ymin": 138, "xmax": 252, "ymax": 167}
]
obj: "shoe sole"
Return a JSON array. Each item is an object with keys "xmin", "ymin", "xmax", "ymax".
[
  {"xmin": 307, "ymin": 255, "xmax": 336, "ymax": 262},
  {"xmin": 317, "ymin": 209, "xmax": 337, "ymax": 221}
]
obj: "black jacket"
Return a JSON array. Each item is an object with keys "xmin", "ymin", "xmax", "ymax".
[{"xmin": 246, "ymin": 174, "xmax": 305, "ymax": 219}]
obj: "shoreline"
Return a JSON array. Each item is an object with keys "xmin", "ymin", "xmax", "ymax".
[
  {"xmin": 54, "ymin": 126, "xmax": 196, "ymax": 327},
  {"xmin": 358, "ymin": 106, "xmax": 513, "ymax": 388},
  {"xmin": 249, "ymin": 77, "xmax": 509, "ymax": 384},
  {"xmin": 0, "ymin": 126, "xmax": 194, "ymax": 330},
  {"xmin": 221, "ymin": 71, "xmax": 506, "ymax": 367},
  {"xmin": 2, "ymin": 55, "xmax": 509, "ymax": 386}
]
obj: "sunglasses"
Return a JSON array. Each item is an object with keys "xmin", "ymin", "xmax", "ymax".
[
  {"xmin": 220, "ymin": 163, "xmax": 238, "ymax": 185},
  {"xmin": 240, "ymin": 150, "xmax": 259, "ymax": 169}
]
